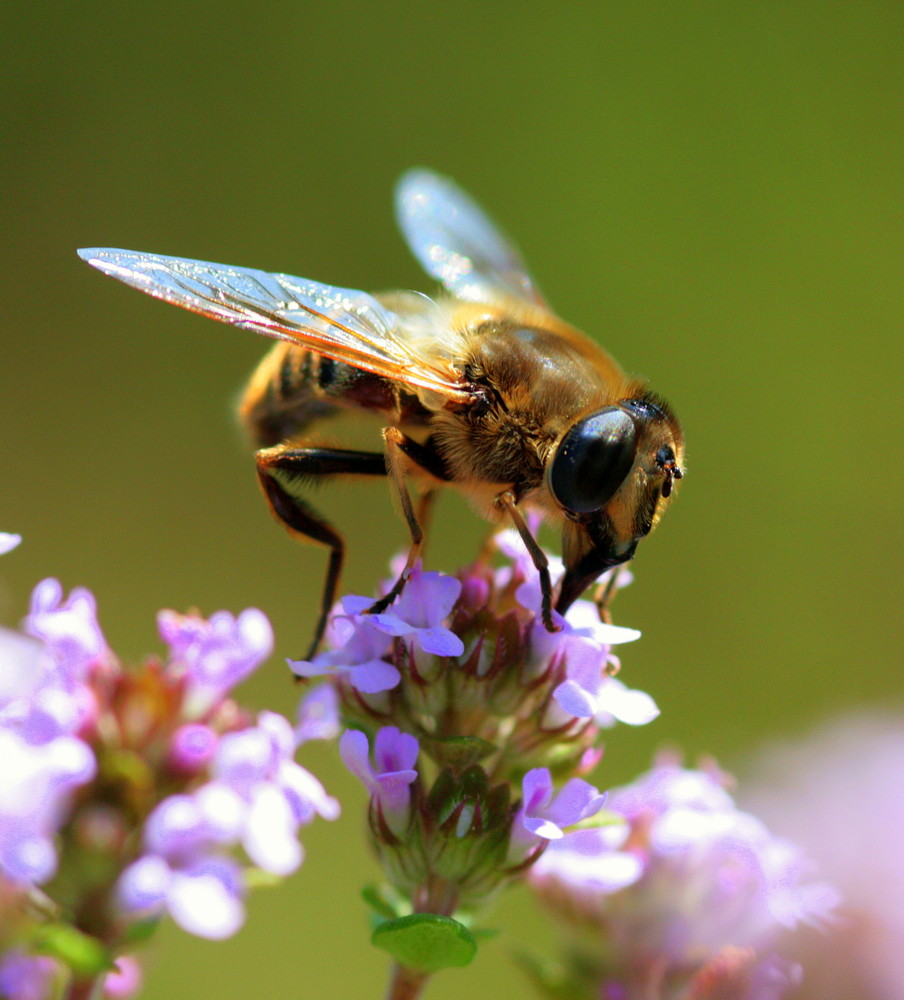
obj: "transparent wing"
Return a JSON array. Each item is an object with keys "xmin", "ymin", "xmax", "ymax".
[
  {"xmin": 395, "ymin": 168, "xmax": 548, "ymax": 307},
  {"xmin": 77, "ymin": 248, "xmax": 470, "ymax": 401}
]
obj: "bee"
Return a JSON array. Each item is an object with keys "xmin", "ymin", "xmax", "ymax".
[{"xmin": 79, "ymin": 169, "xmax": 684, "ymax": 656}]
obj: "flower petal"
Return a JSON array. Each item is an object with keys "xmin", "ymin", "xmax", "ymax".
[
  {"xmin": 367, "ymin": 612, "xmax": 415, "ymax": 638},
  {"xmin": 117, "ymin": 855, "xmax": 171, "ymax": 915},
  {"xmin": 347, "ymin": 659, "xmax": 401, "ymax": 693},
  {"xmin": 339, "ymin": 730, "xmax": 375, "ymax": 790},
  {"xmin": 374, "ymin": 727, "xmax": 420, "ymax": 773},
  {"xmin": 416, "ymin": 626, "xmax": 464, "ymax": 657},
  {"xmin": 295, "ymin": 684, "xmax": 340, "ymax": 743},
  {"xmin": 521, "ymin": 768, "xmax": 554, "ymax": 813},
  {"xmin": 553, "ymin": 679, "xmax": 598, "ymax": 718},
  {"xmin": 279, "ymin": 762, "xmax": 341, "ymax": 823},
  {"xmin": 0, "ymin": 533, "xmax": 22, "ymax": 555},
  {"xmin": 167, "ymin": 864, "xmax": 245, "ymax": 939},
  {"xmin": 340, "ymin": 594, "xmax": 374, "ymax": 617},
  {"xmin": 243, "ymin": 784, "xmax": 302, "ymax": 875},
  {"xmin": 596, "ymin": 678, "xmax": 660, "ymax": 726},
  {"xmin": 545, "ymin": 778, "xmax": 607, "ymax": 828}
]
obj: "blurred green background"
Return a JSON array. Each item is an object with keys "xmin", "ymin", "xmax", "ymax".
[{"xmin": 2, "ymin": 2, "xmax": 901, "ymax": 998}]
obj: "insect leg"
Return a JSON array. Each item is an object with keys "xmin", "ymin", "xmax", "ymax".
[
  {"xmin": 366, "ymin": 427, "xmax": 445, "ymax": 615},
  {"xmin": 493, "ymin": 491, "xmax": 560, "ymax": 633},
  {"xmin": 593, "ymin": 566, "xmax": 623, "ymax": 625},
  {"xmin": 255, "ymin": 444, "xmax": 388, "ymax": 659}
]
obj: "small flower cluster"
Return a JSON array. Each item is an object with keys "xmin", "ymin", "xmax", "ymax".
[
  {"xmin": 527, "ymin": 758, "xmax": 840, "ymax": 1000},
  {"xmin": 742, "ymin": 712, "xmax": 904, "ymax": 1000},
  {"xmin": 1, "ymin": 529, "xmax": 840, "ymax": 1000},
  {"xmin": 338, "ymin": 726, "xmax": 607, "ymax": 916},
  {"xmin": 0, "ymin": 537, "xmax": 338, "ymax": 998},
  {"xmin": 289, "ymin": 531, "xmax": 658, "ymax": 928},
  {"xmin": 293, "ymin": 531, "xmax": 654, "ymax": 777}
]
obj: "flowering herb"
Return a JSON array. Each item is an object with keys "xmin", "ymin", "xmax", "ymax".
[
  {"xmin": 527, "ymin": 759, "xmax": 840, "ymax": 1000},
  {"xmin": 0, "ymin": 556, "xmax": 338, "ymax": 999},
  {"xmin": 0, "ymin": 534, "xmax": 836, "ymax": 1000},
  {"xmin": 303, "ymin": 541, "xmax": 659, "ymax": 988}
]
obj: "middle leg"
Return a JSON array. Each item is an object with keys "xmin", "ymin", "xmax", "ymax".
[{"xmin": 255, "ymin": 443, "xmax": 388, "ymax": 659}]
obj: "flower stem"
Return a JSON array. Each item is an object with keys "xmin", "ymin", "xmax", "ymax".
[
  {"xmin": 66, "ymin": 975, "xmax": 106, "ymax": 1000},
  {"xmin": 384, "ymin": 963, "xmax": 430, "ymax": 1000}
]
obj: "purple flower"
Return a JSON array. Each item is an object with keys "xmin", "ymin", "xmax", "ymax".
[
  {"xmin": 168, "ymin": 723, "xmax": 219, "ymax": 773},
  {"xmin": 0, "ymin": 621, "xmax": 97, "ymax": 748},
  {"xmin": 550, "ymin": 636, "xmax": 658, "ymax": 724},
  {"xmin": 142, "ymin": 793, "xmax": 228, "ymax": 861},
  {"xmin": 0, "ymin": 950, "xmax": 57, "ymax": 1000},
  {"xmin": 0, "ymin": 559, "xmax": 348, "ymax": 965},
  {"xmin": 617, "ymin": 770, "xmax": 839, "ymax": 951},
  {"xmin": 295, "ymin": 683, "xmax": 340, "ymax": 744},
  {"xmin": 742, "ymin": 712, "xmax": 904, "ymax": 999},
  {"xmin": 0, "ymin": 533, "xmax": 21, "ymax": 556},
  {"xmin": 288, "ymin": 617, "xmax": 399, "ymax": 693},
  {"xmin": 158, "ymin": 608, "xmax": 273, "ymax": 715},
  {"xmin": 118, "ymin": 709, "xmax": 339, "ymax": 938},
  {"xmin": 0, "ymin": 628, "xmax": 52, "ymax": 725},
  {"xmin": 515, "ymin": 567, "xmax": 639, "ymax": 643},
  {"xmin": 24, "ymin": 578, "xmax": 106, "ymax": 682},
  {"xmin": 209, "ymin": 711, "xmax": 339, "ymax": 873},
  {"xmin": 343, "ymin": 567, "xmax": 464, "ymax": 657},
  {"xmin": 510, "ymin": 768, "xmax": 607, "ymax": 858},
  {"xmin": 530, "ymin": 824, "xmax": 643, "ymax": 894},
  {"xmin": 516, "ymin": 578, "xmax": 641, "ymax": 696},
  {"xmin": 103, "ymin": 956, "xmax": 142, "ymax": 1000},
  {"xmin": 0, "ymin": 579, "xmax": 117, "ymax": 747},
  {"xmin": 340, "ymin": 727, "xmax": 419, "ymax": 836},
  {"xmin": 0, "ymin": 728, "xmax": 96, "ymax": 885},
  {"xmin": 529, "ymin": 762, "xmax": 838, "ymax": 971},
  {"xmin": 118, "ymin": 851, "xmax": 245, "ymax": 940}
]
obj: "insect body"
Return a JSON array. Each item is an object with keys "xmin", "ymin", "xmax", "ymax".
[{"xmin": 79, "ymin": 170, "xmax": 684, "ymax": 656}]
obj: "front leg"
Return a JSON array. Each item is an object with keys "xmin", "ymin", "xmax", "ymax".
[
  {"xmin": 366, "ymin": 427, "xmax": 445, "ymax": 614},
  {"xmin": 493, "ymin": 491, "xmax": 560, "ymax": 632},
  {"xmin": 593, "ymin": 566, "xmax": 623, "ymax": 625}
]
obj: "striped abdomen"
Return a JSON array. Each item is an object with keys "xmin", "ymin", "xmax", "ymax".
[{"xmin": 238, "ymin": 341, "xmax": 432, "ymax": 449}]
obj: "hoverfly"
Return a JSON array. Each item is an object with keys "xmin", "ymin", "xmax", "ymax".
[{"xmin": 79, "ymin": 169, "xmax": 684, "ymax": 657}]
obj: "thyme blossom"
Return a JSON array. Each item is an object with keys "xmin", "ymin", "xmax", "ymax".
[
  {"xmin": 1, "ymin": 529, "xmax": 839, "ymax": 1000},
  {"xmin": 340, "ymin": 727, "xmax": 420, "ymax": 837},
  {"xmin": 305, "ymin": 538, "xmax": 657, "ymax": 932},
  {"xmin": 528, "ymin": 759, "xmax": 840, "ymax": 1000},
  {"xmin": 0, "ymin": 553, "xmax": 338, "ymax": 995},
  {"xmin": 509, "ymin": 768, "xmax": 607, "ymax": 859}
]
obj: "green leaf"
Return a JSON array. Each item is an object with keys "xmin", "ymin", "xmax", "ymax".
[
  {"xmin": 362, "ymin": 884, "xmax": 402, "ymax": 921},
  {"xmin": 121, "ymin": 916, "xmax": 161, "ymax": 946},
  {"xmin": 34, "ymin": 924, "xmax": 112, "ymax": 976},
  {"xmin": 372, "ymin": 913, "xmax": 477, "ymax": 972}
]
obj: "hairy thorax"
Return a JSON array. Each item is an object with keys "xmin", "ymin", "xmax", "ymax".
[{"xmin": 429, "ymin": 318, "xmax": 627, "ymax": 520}]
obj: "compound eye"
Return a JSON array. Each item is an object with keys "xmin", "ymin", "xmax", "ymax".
[{"xmin": 549, "ymin": 408, "xmax": 637, "ymax": 513}]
